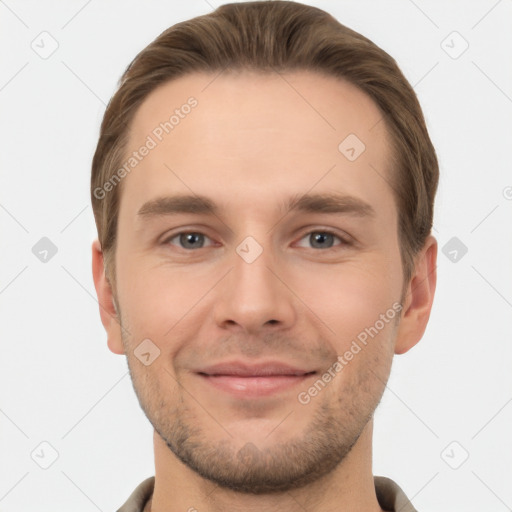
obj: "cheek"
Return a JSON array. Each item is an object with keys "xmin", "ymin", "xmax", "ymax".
[
  {"xmin": 117, "ymin": 261, "xmax": 217, "ymax": 342},
  {"xmin": 300, "ymin": 260, "xmax": 401, "ymax": 334}
]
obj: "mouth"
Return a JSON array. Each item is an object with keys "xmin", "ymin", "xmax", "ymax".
[{"xmin": 196, "ymin": 361, "xmax": 317, "ymax": 398}]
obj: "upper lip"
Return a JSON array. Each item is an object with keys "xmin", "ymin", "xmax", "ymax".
[{"xmin": 197, "ymin": 360, "xmax": 316, "ymax": 377}]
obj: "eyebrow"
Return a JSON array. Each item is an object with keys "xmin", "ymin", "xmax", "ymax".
[{"xmin": 136, "ymin": 192, "xmax": 376, "ymax": 219}]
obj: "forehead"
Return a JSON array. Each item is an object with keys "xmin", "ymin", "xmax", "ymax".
[{"xmin": 121, "ymin": 70, "xmax": 395, "ymax": 220}]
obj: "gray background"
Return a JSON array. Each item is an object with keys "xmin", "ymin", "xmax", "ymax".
[{"xmin": 1, "ymin": 0, "xmax": 511, "ymax": 510}]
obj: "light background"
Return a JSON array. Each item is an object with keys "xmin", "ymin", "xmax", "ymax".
[{"xmin": 1, "ymin": 0, "xmax": 511, "ymax": 511}]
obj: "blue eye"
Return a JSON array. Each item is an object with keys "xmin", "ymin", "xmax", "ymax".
[
  {"xmin": 296, "ymin": 231, "xmax": 346, "ymax": 250},
  {"xmin": 165, "ymin": 232, "xmax": 215, "ymax": 250}
]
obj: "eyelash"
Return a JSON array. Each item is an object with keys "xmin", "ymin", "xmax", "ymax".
[{"xmin": 162, "ymin": 229, "xmax": 352, "ymax": 251}]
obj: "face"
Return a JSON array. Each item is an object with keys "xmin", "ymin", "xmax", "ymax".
[{"xmin": 96, "ymin": 70, "xmax": 430, "ymax": 494}]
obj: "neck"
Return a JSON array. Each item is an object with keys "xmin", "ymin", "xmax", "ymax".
[{"xmin": 149, "ymin": 420, "xmax": 383, "ymax": 512}]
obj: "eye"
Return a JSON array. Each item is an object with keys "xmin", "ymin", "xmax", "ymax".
[
  {"xmin": 164, "ymin": 231, "xmax": 215, "ymax": 250},
  {"xmin": 162, "ymin": 229, "xmax": 351, "ymax": 252},
  {"xmin": 295, "ymin": 230, "xmax": 349, "ymax": 250}
]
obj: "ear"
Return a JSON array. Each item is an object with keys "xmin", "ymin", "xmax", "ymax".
[
  {"xmin": 394, "ymin": 234, "xmax": 437, "ymax": 355},
  {"xmin": 91, "ymin": 239, "xmax": 124, "ymax": 355}
]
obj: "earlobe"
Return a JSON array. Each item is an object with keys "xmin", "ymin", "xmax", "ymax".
[
  {"xmin": 91, "ymin": 239, "xmax": 125, "ymax": 355},
  {"xmin": 394, "ymin": 235, "xmax": 438, "ymax": 355}
]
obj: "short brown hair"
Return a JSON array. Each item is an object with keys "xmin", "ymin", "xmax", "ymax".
[{"xmin": 91, "ymin": 0, "xmax": 438, "ymax": 292}]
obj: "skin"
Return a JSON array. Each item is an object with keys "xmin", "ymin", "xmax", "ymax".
[{"xmin": 92, "ymin": 70, "xmax": 437, "ymax": 512}]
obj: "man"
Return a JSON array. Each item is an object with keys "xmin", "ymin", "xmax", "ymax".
[{"xmin": 91, "ymin": 1, "xmax": 438, "ymax": 511}]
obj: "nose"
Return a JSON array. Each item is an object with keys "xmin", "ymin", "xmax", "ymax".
[{"xmin": 213, "ymin": 239, "xmax": 297, "ymax": 334}]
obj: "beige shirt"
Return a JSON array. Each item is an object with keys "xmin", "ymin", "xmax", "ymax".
[{"xmin": 116, "ymin": 475, "xmax": 418, "ymax": 511}]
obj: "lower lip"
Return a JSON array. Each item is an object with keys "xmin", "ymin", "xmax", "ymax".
[{"xmin": 198, "ymin": 373, "xmax": 316, "ymax": 398}]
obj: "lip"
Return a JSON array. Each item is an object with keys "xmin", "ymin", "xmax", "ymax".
[
  {"xmin": 197, "ymin": 360, "xmax": 315, "ymax": 377},
  {"xmin": 196, "ymin": 360, "xmax": 317, "ymax": 398}
]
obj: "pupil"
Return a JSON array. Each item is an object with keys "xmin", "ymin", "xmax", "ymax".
[
  {"xmin": 181, "ymin": 233, "xmax": 203, "ymax": 248},
  {"xmin": 312, "ymin": 232, "xmax": 332, "ymax": 248}
]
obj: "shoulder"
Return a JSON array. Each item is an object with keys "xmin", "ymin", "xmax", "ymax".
[
  {"xmin": 374, "ymin": 475, "xmax": 418, "ymax": 512},
  {"xmin": 116, "ymin": 476, "xmax": 155, "ymax": 512}
]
